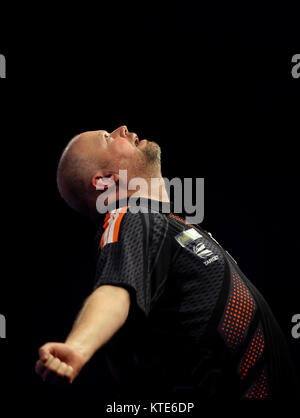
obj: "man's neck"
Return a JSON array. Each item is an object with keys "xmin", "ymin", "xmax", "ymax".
[
  {"xmin": 124, "ymin": 176, "xmax": 170, "ymax": 203},
  {"xmin": 136, "ymin": 177, "xmax": 169, "ymax": 202}
]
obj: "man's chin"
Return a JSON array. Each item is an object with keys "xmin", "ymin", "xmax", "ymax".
[{"xmin": 141, "ymin": 140, "xmax": 161, "ymax": 164}]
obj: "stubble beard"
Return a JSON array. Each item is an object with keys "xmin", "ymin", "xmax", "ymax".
[{"xmin": 139, "ymin": 141, "xmax": 161, "ymax": 177}]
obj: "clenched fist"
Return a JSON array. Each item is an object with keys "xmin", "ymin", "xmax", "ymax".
[{"xmin": 35, "ymin": 342, "xmax": 86, "ymax": 384}]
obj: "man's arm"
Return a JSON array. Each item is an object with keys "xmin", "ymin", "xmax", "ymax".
[{"xmin": 35, "ymin": 285, "xmax": 130, "ymax": 384}]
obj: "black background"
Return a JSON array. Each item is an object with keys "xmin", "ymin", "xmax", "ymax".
[{"xmin": 0, "ymin": 3, "xmax": 299, "ymax": 407}]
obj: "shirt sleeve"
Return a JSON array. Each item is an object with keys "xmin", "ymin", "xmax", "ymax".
[{"xmin": 94, "ymin": 208, "xmax": 151, "ymax": 317}]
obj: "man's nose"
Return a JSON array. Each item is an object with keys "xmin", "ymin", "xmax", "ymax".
[
  {"xmin": 121, "ymin": 125, "xmax": 128, "ymax": 136},
  {"xmin": 111, "ymin": 125, "xmax": 128, "ymax": 138}
]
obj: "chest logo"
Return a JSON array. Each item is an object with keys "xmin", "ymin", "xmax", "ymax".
[{"xmin": 193, "ymin": 242, "xmax": 214, "ymax": 259}]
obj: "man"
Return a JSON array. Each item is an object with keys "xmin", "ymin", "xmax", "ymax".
[{"xmin": 35, "ymin": 125, "xmax": 298, "ymax": 399}]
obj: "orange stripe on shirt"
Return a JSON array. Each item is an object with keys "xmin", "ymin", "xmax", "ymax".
[
  {"xmin": 100, "ymin": 206, "xmax": 129, "ymax": 249},
  {"xmin": 100, "ymin": 229, "xmax": 105, "ymax": 249}
]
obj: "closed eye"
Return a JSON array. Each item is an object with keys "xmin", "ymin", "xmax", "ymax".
[{"xmin": 104, "ymin": 133, "xmax": 111, "ymax": 143}]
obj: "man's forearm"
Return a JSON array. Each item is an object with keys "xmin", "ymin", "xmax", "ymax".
[{"xmin": 65, "ymin": 285, "xmax": 130, "ymax": 363}]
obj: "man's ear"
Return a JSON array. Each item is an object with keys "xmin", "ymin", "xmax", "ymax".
[{"xmin": 91, "ymin": 172, "xmax": 120, "ymax": 190}]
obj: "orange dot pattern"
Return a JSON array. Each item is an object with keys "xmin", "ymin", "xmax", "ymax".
[
  {"xmin": 244, "ymin": 368, "xmax": 271, "ymax": 399},
  {"xmin": 239, "ymin": 323, "xmax": 265, "ymax": 380},
  {"xmin": 220, "ymin": 271, "xmax": 256, "ymax": 351}
]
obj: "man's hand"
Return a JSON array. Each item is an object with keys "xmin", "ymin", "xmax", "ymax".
[
  {"xmin": 35, "ymin": 285, "xmax": 130, "ymax": 384},
  {"xmin": 35, "ymin": 342, "xmax": 86, "ymax": 384}
]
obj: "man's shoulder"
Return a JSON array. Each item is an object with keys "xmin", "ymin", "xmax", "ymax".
[{"xmin": 98, "ymin": 207, "xmax": 148, "ymax": 250}]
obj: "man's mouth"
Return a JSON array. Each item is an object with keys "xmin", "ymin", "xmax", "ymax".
[{"xmin": 131, "ymin": 133, "xmax": 147, "ymax": 147}]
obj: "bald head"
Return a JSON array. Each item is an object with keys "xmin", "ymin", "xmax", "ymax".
[
  {"xmin": 57, "ymin": 126, "xmax": 162, "ymax": 219},
  {"xmin": 57, "ymin": 133, "xmax": 107, "ymax": 215}
]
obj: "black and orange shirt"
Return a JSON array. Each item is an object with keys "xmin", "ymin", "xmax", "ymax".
[{"xmin": 94, "ymin": 198, "xmax": 297, "ymax": 400}]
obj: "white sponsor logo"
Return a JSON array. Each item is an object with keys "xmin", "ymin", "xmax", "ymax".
[
  {"xmin": 193, "ymin": 239, "xmax": 220, "ymax": 265},
  {"xmin": 204, "ymin": 255, "xmax": 219, "ymax": 266},
  {"xmin": 193, "ymin": 242, "xmax": 214, "ymax": 259}
]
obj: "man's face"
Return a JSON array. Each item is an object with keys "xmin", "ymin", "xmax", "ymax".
[
  {"xmin": 82, "ymin": 125, "xmax": 161, "ymax": 177},
  {"xmin": 57, "ymin": 125, "xmax": 162, "ymax": 216},
  {"xmin": 101, "ymin": 125, "xmax": 147, "ymax": 158}
]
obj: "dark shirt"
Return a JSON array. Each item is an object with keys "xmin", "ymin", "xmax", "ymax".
[{"xmin": 94, "ymin": 198, "xmax": 298, "ymax": 400}]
